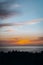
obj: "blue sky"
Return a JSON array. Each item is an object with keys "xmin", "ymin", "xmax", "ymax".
[{"xmin": 0, "ymin": 0, "xmax": 43, "ymax": 37}]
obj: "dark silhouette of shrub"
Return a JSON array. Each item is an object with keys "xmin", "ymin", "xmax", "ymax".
[{"xmin": 0, "ymin": 51, "xmax": 43, "ymax": 65}]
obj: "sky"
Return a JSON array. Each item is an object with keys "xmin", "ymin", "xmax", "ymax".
[{"xmin": 0, "ymin": 0, "xmax": 43, "ymax": 46}]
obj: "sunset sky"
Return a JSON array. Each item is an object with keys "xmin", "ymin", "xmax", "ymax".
[{"xmin": 0, "ymin": 0, "xmax": 43, "ymax": 46}]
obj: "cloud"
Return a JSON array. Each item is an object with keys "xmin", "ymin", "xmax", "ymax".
[
  {"xmin": 0, "ymin": 18, "xmax": 43, "ymax": 27},
  {"xmin": 31, "ymin": 37, "xmax": 43, "ymax": 44},
  {"xmin": 24, "ymin": 18, "xmax": 43, "ymax": 25},
  {"xmin": 0, "ymin": 23, "xmax": 13, "ymax": 27},
  {"xmin": 13, "ymin": 18, "xmax": 43, "ymax": 25},
  {"xmin": 11, "ymin": 4, "xmax": 20, "ymax": 8},
  {"xmin": 0, "ymin": 0, "xmax": 21, "ymax": 18},
  {"xmin": 37, "ymin": 37, "xmax": 43, "ymax": 41},
  {"xmin": 0, "ymin": 37, "xmax": 43, "ymax": 46}
]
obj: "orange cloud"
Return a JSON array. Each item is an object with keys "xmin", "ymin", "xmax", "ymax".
[{"xmin": 0, "ymin": 36, "xmax": 43, "ymax": 46}]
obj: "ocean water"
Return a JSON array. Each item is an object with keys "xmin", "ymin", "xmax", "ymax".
[{"xmin": 0, "ymin": 46, "xmax": 43, "ymax": 52}]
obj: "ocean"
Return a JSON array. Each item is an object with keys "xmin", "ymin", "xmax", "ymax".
[{"xmin": 0, "ymin": 46, "xmax": 43, "ymax": 53}]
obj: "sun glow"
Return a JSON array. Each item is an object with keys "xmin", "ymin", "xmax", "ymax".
[{"xmin": 16, "ymin": 39, "xmax": 31, "ymax": 45}]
